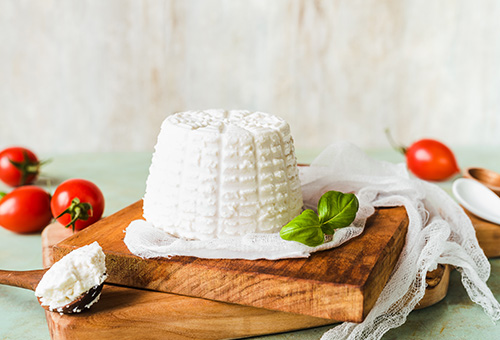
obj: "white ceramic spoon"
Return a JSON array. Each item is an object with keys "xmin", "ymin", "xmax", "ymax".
[{"xmin": 452, "ymin": 178, "xmax": 500, "ymax": 225}]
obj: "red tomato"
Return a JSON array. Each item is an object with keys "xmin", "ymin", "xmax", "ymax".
[
  {"xmin": 51, "ymin": 179, "xmax": 105, "ymax": 231},
  {"xmin": 405, "ymin": 139, "xmax": 460, "ymax": 181},
  {"xmin": 0, "ymin": 147, "xmax": 41, "ymax": 187},
  {"xmin": 0, "ymin": 186, "xmax": 52, "ymax": 234}
]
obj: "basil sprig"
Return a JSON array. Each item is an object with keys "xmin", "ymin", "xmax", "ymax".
[{"xmin": 280, "ymin": 191, "xmax": 359, "ymax": 247}]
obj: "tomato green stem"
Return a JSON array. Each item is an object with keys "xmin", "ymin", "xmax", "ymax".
[
  {"xmin": 384, "ymin": 128, "xmax": 407, "ymax": 155},
  {"xmin": 8, "ymin": 151, "xmax": 46, "ymax": 185},
  {"xmin": 0, "ymin": 192, "xmax": 6, "ymax": 200},
  {"xmin": 56, "ymin": 197, "xmax": 93, "ymax": 232},
  {"xmin": 8, "ymin": 150, "xmax": 52, "ymax": 186}
]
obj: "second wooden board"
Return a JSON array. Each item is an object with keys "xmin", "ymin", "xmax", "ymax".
[{"xmin": 465, "ymin": 209, "xmax": 500, "ymax": 258}]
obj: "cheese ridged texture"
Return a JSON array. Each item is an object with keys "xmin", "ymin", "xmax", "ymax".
[{"xmin": 143, "ymin": 110, "xmax": 303, "ymax": 240}]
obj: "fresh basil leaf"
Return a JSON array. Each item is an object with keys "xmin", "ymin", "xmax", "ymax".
[
  {"xmin": 318, "ymin": 191, "xmax": 359, "ymax": 235},
  {"xmin": 279, "ymin": 209, "xmax": 324, "ymax": 247}
]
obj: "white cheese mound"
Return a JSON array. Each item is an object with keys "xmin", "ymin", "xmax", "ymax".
[
  {"xmin": 35, "ymin": 241, "xmax": 107, "ymax": 311},
  {"xmin": 143, "ymin": 109, "xmax": 303, "ymax": 240}
]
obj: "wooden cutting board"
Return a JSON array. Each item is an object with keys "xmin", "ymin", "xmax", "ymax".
[
  {"xmin": 42, "ymin": 224, "xmax": 336, "ymax": 340},
  {"xmin": 42, "ymin": 210, "xmax": 452, "ymax": 340},
  {"xmin": 464, "ymin": 209, "xmax": 500, "ymax": 258},
  {"xmin": 51, "ymin": 201, "xmax": 408, "ymax": 322}
]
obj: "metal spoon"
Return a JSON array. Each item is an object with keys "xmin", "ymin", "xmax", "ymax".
[
  {"xmin": 452, "ymin": 178, "xmax": 500, "ymax": 225},
  {"xmin": 0, "ymin": 268, "xmax": 103, "ymax": 314}
]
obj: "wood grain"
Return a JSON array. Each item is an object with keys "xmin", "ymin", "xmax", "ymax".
[
  {"xmin": 414, "ymin": 264, "xmax": 450, "ymax": 310},
  {"xmin": 51, "ymin": 201, "xmax": 409, "ymax": 322},
  {"xmin": 42, "ymin": 223, "xmax": 336, "ymax": 340},
  {"xmin": 0, "ymin": 268, "xmax": 47, "ymax": 291},
  {"xmin": 45, "ymin": 285, "xmax": 336, "ymax": 340},
  {"xmin": 465, "ymin": 209, "xmax": 500, "ymax": 258},
  {"xmin": 42, "ymin": 211, "xmax": 450, "ymax": 340}
]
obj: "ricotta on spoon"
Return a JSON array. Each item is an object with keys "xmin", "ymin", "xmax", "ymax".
[{"xmin": 35, "ymin": 241, "xmax": 107, "ymax": 312}]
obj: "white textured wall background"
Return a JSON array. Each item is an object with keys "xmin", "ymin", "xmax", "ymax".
[{"xmin": 1, "ymin": 0, "xmax": 500, "ymax": 154}]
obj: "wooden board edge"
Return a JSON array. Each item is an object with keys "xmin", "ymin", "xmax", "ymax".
[
  {"xmin": 463, "ymin": 209, "xmax": 500, "ymax": 259},
  {"xmin": 51, "ymin": 242, "xmax": 364, "ymax": 322},
  {"xmin": 414, "ymin": 264, "xmax": 451, "ymax": 310},
  {"xmin": 362, "ymin": 208, "xmax": 409, "ymax": 319}
]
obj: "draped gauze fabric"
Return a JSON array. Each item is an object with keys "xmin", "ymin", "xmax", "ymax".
[{"xmin": 124, "ymin": 141, "xmax": 499, "ymax": 339}]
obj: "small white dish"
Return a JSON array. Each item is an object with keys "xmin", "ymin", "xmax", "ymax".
[{"xmin": 452, "ymin": 178, "xmax": 500, "ymax": 225}]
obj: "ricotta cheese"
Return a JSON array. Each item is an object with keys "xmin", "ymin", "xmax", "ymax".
[
  {"xmin": 143, "ymin": 109, "xmax": 303, "ymax": 240},
  {"xmin": 35, "ymin": 241, "xmax": 107, "ymax": 312}
]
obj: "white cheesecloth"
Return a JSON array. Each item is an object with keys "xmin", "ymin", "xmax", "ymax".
[{"xmin": 124, "ymin": 141, "xmax": 500, "ymax": 339}]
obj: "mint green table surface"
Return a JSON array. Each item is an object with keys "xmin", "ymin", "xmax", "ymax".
[{"xmin": 0, "ymin": 147, "xmax": 499, "ymax": 339}]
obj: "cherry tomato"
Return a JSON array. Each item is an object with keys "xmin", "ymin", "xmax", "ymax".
[
  {"xmin": 0, "ymin": 186, "xmax": 52, "ymax": 234},
  {"xmin": 51, "ymin": 179, "xmax": 105, "ymax": 231},
  {"xmin": 386, "ymin": 130, "xmax": 460, "ymax": 181},
  {"xmin": 0, "ymin": 147, "xmax": 41, "ymax": 187},
  {"xmin": 405, "ymin": 139, "xmax": 460, "ymax": 181}
]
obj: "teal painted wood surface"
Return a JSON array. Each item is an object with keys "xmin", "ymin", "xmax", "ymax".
[{"xmin": 0, "ymin": 148, "xmax": 499, "ymax": 339}]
